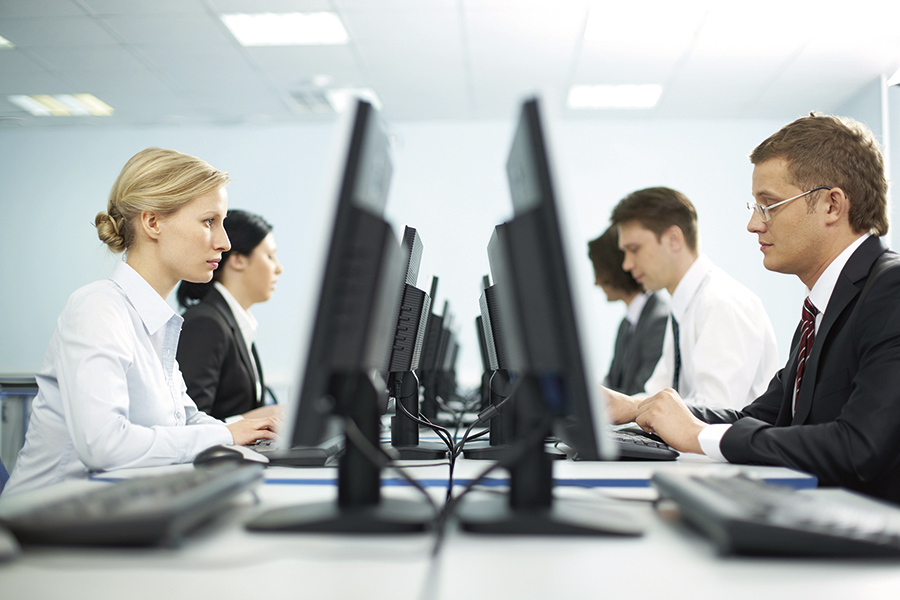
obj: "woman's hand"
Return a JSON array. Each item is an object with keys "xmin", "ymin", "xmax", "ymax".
[{"xmin": 226, "ymin": 417, "xmax": 278, "ymax": 446}]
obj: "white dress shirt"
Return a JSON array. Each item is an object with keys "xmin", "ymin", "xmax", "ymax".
[
  {"xmin": 642, "ymin": 254, "xmax": 779, "ymax": 409},
  {"xmin": 4, "ymin": 262, "xmax": 232, "ymax": 496},
  {"xmin": 213, "ymin": 281, "xmax": 262, "ymax": 404},
  {"xmin": 699, "ymin": 235, "xmax": 870, "ymax": 461}
]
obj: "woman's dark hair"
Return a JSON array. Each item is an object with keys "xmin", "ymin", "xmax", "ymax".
[
  {"xmin": 176, "ymin": 209, "xmax": 273, "ymax": 308},
  {"xmin": 587, "ymin": 225, "xmax": 642, "ymax": 294}
]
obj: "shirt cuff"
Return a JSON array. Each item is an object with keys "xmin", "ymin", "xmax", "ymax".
[
  {"xmin": 224, "ymin": 414, "xmax": 244, "ymax": 425},
  {"xmin": 697, "ymin": 423, "xmax": 731, "ymax": 462}
]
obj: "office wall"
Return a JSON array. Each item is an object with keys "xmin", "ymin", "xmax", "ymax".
[{"xmin": 0, "ymin": 115, "xmax": 802, "ymax": 399}]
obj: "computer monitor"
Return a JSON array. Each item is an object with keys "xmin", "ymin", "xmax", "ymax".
[
  {"xmin": 457, "ymin": 97, "xmax": 637, "ymax": 536},
  {"xmin": 416, "ymin": 282, "xmax": 446, "ymax": 421},
  {"xmin": 246, "ymin": 99, "xmax": 434, "ymax": 533},
  {"xmin": 462, "ymin": 264, "xmax": 516, "ymax": 459},
  {"xmin": 387, "ymin": 226, "xmax": 448, "ymax": 459}
]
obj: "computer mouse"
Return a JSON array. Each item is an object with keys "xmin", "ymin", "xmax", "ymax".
[
  {"xmin": 193, "ymin": 444, "xmax": 270, "ymax": 468},
  {"xmin": 0, "ymin": 524, "xmax": 21, "ymax": 562}
]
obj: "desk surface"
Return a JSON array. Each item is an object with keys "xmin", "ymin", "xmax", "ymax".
[{"xmin": 1, "ymin": 456, "xmax": 898, "ymax": 600}]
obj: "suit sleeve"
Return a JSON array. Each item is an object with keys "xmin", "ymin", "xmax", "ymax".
[
  {"xmin": 177, "ymin": 310, "xmax": 228, "ymax": 415},
  {"xmin": 720, "ymin": 276, "xmax": 900, "ymax": 489}
]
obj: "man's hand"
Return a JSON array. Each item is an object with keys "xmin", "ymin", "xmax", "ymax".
[
  {"xmin": 634, "ymin": 388, "xmax": 706, "ymax": 454},
  {"xmin": 602, "ymin": 386, "xmax": 642, "ymax": 424},
  {"xmin": 226, "ymin": 417, "xmax": 278, "ymax": 446}
]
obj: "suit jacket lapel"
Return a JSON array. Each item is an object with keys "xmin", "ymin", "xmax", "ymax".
[
  {"xmin": 206, "ymin": 288, "xmax": 260, "ymax": 401},
  {"xmin": 792, "ymin": 236, "xmax": 888, "ymax": 424}
]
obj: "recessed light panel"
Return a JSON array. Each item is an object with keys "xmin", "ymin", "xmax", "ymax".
[
  {"xmin": 221, "ymin": 12, "xmax": 349, "ymax": 46},
  {"xmin": 567, "ymin": 84, "xmax": 663, "ymax": 109},
  {"xmin": 7, "ymin": 94, "xmax": 114, "ymax": 116}
]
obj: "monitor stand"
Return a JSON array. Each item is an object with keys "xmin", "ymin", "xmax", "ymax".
[
  {"xmin": 246, "ymin": 371, "xmax": 435, "ymax": 534},
  {"xmin": 463, "ymin": 370, "xmax": 564, "ymax": 460},
  {"xmin": 456, "ymin": 375, "xmax": 643, "ymax": 536},
  {"xmin": 389, "ymin": 371, "xmax": 448, "ymax": 459}
]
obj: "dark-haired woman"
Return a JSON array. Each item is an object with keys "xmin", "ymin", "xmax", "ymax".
[{"xmin": 176, "ymin": 209, "xmax": 283, "ymax": 422}]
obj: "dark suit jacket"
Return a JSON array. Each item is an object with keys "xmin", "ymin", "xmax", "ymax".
[
  {"xmin": 690, "ymin": 236, "xmax": 900, "ymax": 504},
  {"xmin": 604, "ymin": 292, "xmax": 669, "ymax": 396},
  {"xmin": 177, "ymin": 288, "xmax": 265, "ymax": 420}
]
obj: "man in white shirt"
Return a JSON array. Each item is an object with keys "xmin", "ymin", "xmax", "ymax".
[
  {"xmin": 607, "ymin": 186, "xmax": 779, "ymax": 409},
  {"xmin": 606, "ymin": 113, "xmax": 900, "ymax": 504},
  {"xmin": 588, "ymin": 225, "xmax": 669, "ymax": 396}
]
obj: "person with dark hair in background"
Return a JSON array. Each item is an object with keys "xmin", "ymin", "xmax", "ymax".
[
  {"xmin": 608, "ymin": 186, "xmax": 779, "ymax": 410},
  {"xmin": 177, "ymin": 210, "xmax": 283, "ymax": 422},
  {"xmin": 606, "ymin": 113, "xmax": 900, "ymax": 504},
  {"xmin": 4, "ymin": 149, "xmax": 277, "ymax": 496},
  {"xmin": 588, "ymin": 225, "xmax": 669, "ymax": 395}
]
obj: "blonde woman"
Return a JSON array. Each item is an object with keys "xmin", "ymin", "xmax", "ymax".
[{"xmin": 4, "ymin": 148, "xmax": 276, "ymax": 496}]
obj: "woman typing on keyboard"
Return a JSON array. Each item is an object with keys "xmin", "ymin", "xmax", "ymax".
[{"xmin": 2, "ymin": 148, "xmax": 277, "ymax": 496}]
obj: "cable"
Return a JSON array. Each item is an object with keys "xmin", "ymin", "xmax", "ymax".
[
  {"xmin": 429, "ymin": 411, "xmax": 555, "ymax": 557},
  {"xmin": 395, "ymin": 397, "xmax": 454, "ymax": 451},
  {"xmin": 341, "ymin": 416, "xmax": 439, "ymax": 517}
]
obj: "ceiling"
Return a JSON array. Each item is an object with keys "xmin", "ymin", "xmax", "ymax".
[{"xmin": 2, "ymin": 0, "xmax": 900, "ymax": 128}]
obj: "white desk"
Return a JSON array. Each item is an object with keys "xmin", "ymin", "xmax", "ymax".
[{"xmin": 1, "ymin": 457, "xmax": 899, "ymax": 600}]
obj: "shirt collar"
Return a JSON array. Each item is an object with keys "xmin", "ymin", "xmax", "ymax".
[
  {"xmin": 110, "ymin": 261, "xmax": 179, "ymax": 335},
  {"xmin": 214, "ymin": 281, "xmax": 258, "ymax": 344},
  {"xmin": 670, "ymin": 253, "xmax": 714, "ymax": 320},
  {"xmin": 807, "ymin": 234, "xmax": 870, "ymax": 314},
  {"xmin": 625, "ymin": 291, "xmax": 650, "ymax": 326}
]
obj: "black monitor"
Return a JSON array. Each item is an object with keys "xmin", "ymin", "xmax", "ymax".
[
  {"xmin": 416, "ymin": 284, "xmax": 446, "ymax": 421},
  {"xmin": 387, "ymin": 226, "xmax": 448, "ymax": 459},
  {"xmin": 457, "ymin": 97, "xmax": 637, "ymax": 536},
  {"xmin": 246, "ymin": 99, "xmax": 434, "ymax": 533},
  {"xmin": 462, "ymin": 256, "xmax": 516, "ymax": 459}
]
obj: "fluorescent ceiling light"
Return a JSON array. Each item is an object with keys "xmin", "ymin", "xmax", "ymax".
[
  {"xmin": 567, "ymin": 84, "xmax": 663, "ymax": 109},
  {"xmin": 326, "ymin": 88, "xmax": 382, "ymax": 113},
  {"xmin": 7, "ymin": 94, "xmax": 114, "ymax": 116},
  {"xmin": 0, "ymin": 34, "xmax": 13, "ymax": 48},
  {"xmin": 221, "ymin": 12, "xmax": 349, "ymax": 46}
]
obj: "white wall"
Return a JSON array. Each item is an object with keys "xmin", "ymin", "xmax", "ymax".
[{"xmin": 0, "ymin": 114, "xmax": 818, "ymax": 400}]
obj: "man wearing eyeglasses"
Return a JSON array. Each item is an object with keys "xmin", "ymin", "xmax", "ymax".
[
  {"xmin": 606, "ymin": 112, "xmax": 900, "ymax": 504},
  {"xmin": 609, "ymin": 186, "xmax": 779, "ymax": 410}
]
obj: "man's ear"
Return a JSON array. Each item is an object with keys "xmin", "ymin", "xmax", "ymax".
[
  {"xmin": 139, "ymin": 210, "xmax": 163, "ymax": 241},
  {"xmin": 663, "ymin": 224, "xmax": 685, "ymax": 252},
  {"xmin": 823, "ymin": 187, "xmax": 849, "ymax": 226}
]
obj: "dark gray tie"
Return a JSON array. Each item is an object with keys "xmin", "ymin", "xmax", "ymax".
[{"xmin": 671, "ymin": 316, "xmax": 681, "ymax": 392}]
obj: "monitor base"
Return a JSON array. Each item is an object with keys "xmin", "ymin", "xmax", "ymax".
[
  {"xmin": 456, "ymin": 494, "xmax": 644, "ymax": 536},
  {"xmin": 389, "ymin": 441, "xmax": 449, "ymax": 460},
  {"xmin": 246, "ymin": 497, "xmax": 435, "ymax": 534}
]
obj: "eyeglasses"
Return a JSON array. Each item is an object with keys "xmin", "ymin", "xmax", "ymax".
[{"xmin": 746, "ymin": 186, "xmax": 832, "ymax": 221}]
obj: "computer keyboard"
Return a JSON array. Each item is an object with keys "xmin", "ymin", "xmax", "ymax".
[
  {"xmin": 0, "ymin": 463, "xmax": 264, "ymax": 547},
  {"xmin": 611, "ymin": 429, "xmax": 679, "ymax": 461},
  {"xmin": 249, "ymin": 435, "xmax": 345, "ymax": 466},
  {"xmin": 652, "ymin": 471, "xmax": 900, "ymax": 556}
]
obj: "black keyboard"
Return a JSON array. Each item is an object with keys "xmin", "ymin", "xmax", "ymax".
[
  {"xmin": 652, "ymin": 471, "xmax": 900, "ymax": 556},
  {"xmin": 611, "ymin": 429, "xmax": 679, "ymax": 461},
  {"xmin": 249, "ymin": 435, "xmax": 345, "ymax": 467},
  {"xmin": 0, "ymin": 463, "xmax": 264, "ymax": 547}
]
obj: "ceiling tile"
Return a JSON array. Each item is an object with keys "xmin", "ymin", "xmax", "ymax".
[{"xmin": 0, "ymin": 16, "xmax": 120, "ymax": 46}]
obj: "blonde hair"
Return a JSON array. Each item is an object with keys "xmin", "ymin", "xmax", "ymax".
[{"xmin": 95, "ymin": 147, "xmax": 231, "ymax": 253}]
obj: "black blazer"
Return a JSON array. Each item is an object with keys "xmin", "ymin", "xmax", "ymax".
[
  {"xmin": 177, "ymin": 288, "xmax": 265, "ymax": 420},
  {"xmin": 690, "ymin": 236, "xmax": 900, "ymax": 504},
  {"xmin": 604, "ymin": 292, "xmax": 669, "ymax": 396}
]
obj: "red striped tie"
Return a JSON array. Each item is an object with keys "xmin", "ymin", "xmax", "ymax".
[{"xmin": 793, "ymin": 297, "xmax": 818, "ymax": 414}]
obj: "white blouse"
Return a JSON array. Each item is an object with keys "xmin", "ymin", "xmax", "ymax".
[{"xmin": 4, "ymin": 262, "xmax": 232, "ymax": 496}]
